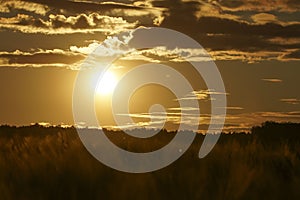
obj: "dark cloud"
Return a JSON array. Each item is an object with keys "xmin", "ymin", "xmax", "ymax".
[
  {"xmin": 22, "ymin": 0, "xmax": 143, "ymax": 15},
  {"xmin": 0, "ymin": 13, "xmax": 137, "ymax": 34},
  {"xmin": 281, "ymin": 49, "xmax": 300, "ymax": 60},
  {"xmin": 0, "ymin": 30, "xmax": 106, "ymax": 52},
  {"xmin": 1, "ymin": 0, "xmax": 299, "ymax": 62},
  {"xmin": 0, "ymin": 0, "xmax": 161, "ymax": 34},
  {"xmin": 217, "ymin": 0, "xmax": 244, "ymax": 9},
  {"xmin": 49, "ymin": 14, "xmax": 91, "ymax": 29},
  {"xmin": 0, "ymin": 50, "xmax": 84, "ymax": 65},
  {"xmin": 216, "ymin": 0, "xmax": 300, "ymax": 12},
  {"xmin": 157, "ymin": 0, "xmax": 300, "ymax": 54},
  {"xmin": 197, "ymin": 17, "xmax": 300, "ymax": 52},
  {"xmin": 195, "ymin": 17, "xmax": 300, "ymax": 37},
  {"xmin": 158, "ymin": 0, "xmax": 199, "ymax": 32}
]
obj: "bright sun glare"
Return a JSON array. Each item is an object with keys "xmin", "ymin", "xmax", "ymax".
[{"xmin": 96, "ymin": 71, "xmax": 118, "ymax": 95}]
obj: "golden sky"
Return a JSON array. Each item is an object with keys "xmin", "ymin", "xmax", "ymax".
[{"xmin": 0, "ymin": 0, "xmax": 300, "ymax": 132}]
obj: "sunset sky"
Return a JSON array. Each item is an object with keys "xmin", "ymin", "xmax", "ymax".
[{"xmin": 0, "ymin": 0, "xmax": 300, "ymax": 132}]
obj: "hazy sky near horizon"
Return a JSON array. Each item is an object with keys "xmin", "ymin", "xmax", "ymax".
[{"xmin": 0, "ymin": 0, "xmax": 300, "ymax": 131}]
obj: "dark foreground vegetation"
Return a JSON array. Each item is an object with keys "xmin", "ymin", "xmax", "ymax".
[{"xmin": 1, "ymin": 121, "xmax": 300, "ymax": 200}]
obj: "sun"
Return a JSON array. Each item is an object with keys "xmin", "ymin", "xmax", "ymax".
[{"xmin": 96, "ymin": 71, "xmax": 118, "ymax": 95}]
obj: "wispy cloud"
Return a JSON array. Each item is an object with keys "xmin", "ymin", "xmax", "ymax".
[
  {"xmin": 212, "ymin": 0, "xmax": 300, "ymax": 13},
  {"xmin": 175, "ymin": 89, "xmax": 229, "ymax": 101},
  {"xmin": 280, "ymin": 98, "xmax": 300, "ymax": 105},
  {"xmin": 0, "ymin": 62, "xmax": 81, "ymax": 70},
  {"xmin": 121, "ymin": 46, "xmax": 300, "ymax": 63},
  {"xmin": 261, "ymin": 78, "xmax": 283, "ymax": 83},
  {"xmin": 0, "ymin": 0, "xmax": 165, "ymax": 35},
  {"xmin": 1, "ymin": 0, "xmax": 50, "ymax": 15},
  {"xmin": 157, "ymin": 0, "xmax": 300, "ymax": 62},
  {"xmin": 223, "ymin": 106, "xmax": 244, "ymax": 110},
  {"xmin": 1, "ymin": 0, "xmax": 299, "ymax": 63},
  {"xmin": 0, "ymin": 49, "xmax": 84, "ymax": 69},
  {"xmin": 0, "ymin": 13, "xmax": 137, "ymax": 34},
  {"xmin": 71, "ymin": 32, "xmax": 133, "ymax": 57},
  {"xmin": 104, "ymin": 110, "xmax": 300, "ymax": 132},
  {"xmin": 168, "ymin": 107, "xmax": 200, "ymax": 111}
]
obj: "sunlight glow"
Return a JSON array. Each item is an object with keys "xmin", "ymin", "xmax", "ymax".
[{"xmin": 96, "ymin": 71, "xmax": 118, "ymax": 95}]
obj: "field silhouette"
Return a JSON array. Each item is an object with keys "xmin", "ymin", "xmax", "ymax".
[{"xmin": 0, "ymin": 122, "xmax": 300, "ymax": 199}]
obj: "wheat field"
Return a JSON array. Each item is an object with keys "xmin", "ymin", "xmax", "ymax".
[{"xmin": 0, "ymin": 122, "xmax": 300, "ymax": 199}]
